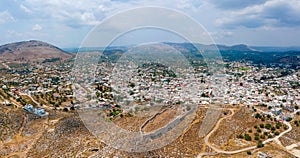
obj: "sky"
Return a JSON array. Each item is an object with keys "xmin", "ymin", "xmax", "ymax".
[{"xmin": 0, "ymin": 0, "xmax": 300, "ymax": 48}]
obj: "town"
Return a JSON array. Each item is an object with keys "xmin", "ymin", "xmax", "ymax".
[{"xmin": 0, "ymin": 49, "xmax": 299, "ymax": 157}]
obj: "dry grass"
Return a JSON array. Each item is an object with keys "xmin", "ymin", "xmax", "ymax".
[
  {"xmin": 0, "ymin": 105, "xmax": 296, "ymax": 157},
  {"xmin": 113, "ymin": 115, "xmax": 150, "ymax": 132},
  {"xmin": 209, "ymin": 107, "xmax": 258, "ymax": 150},
  {"xmin": 142, "ymin": 108, "xmax": 177, "ymax": 133}
]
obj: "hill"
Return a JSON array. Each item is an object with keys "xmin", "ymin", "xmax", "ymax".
[
  {"xmin": 216, "ymin": 44, "xmax": 256, "ymax": 51},
  {"xmin": 0, "ymin": 40, "xmax": 72, "ymax": 63},
  {"xmin": 163, "ymin": 43, "xmax": 255, "ymax": 52},
  {"xmin": 251, "ymin": 46, "xmax": 300, "ymax": 52}
]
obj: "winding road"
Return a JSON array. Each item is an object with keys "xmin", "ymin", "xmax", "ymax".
[
  {"xmin": 197, "ymin": 107, "xmax": 295, "ymax": 157},
  {"xmin": 203, "ymin": 109, "xmax": 258, "ymax": 155}
]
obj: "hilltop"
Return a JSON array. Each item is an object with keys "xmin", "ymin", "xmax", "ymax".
[{"xmin": 0, "ymin": 40, "xmax": 72, "ymax": 63}]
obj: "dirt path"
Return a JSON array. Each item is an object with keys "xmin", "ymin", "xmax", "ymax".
[
  {"xmin": 262, "ymin": 121, "xmax": 292, "ymax": 145},
  {"xmin": 20, "ymin": 118, "xmax": 48, "ymax": 157},
  {"xmin": 26, "ymin": 95, "xmax": 40, "ymax": 106},
  {"xmin": 284, "ymin": 141, "xmax": 300, "ymax": 157},
  {"xmin": 201, "ymin": 109, "xmax": 255, "ymax": 155},
  {"xmin": 198, "ymin": 108, "xmax": 294, "ymax": 156},
  {"xmin": 3, "ymin": 113, "xmax": 49, "ymax": 158}
]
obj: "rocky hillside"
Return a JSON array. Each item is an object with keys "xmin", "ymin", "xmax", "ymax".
[{"xmin": 0, "ymin": 40, "xmax": 72, "ymax": 63}]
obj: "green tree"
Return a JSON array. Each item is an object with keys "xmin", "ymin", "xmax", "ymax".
[
  {"xmin": 265, "ymin": 123, "xmax": 271, "ymax": 129},
  {"xmin": 255, "ymin": 135, "xmax": 260, "ymax": 141},
  {"xmin": 276, "ymin": 123, "xmax": 282, "ymax": 129},
  {"xmin": 63, "ymin": 107, "xmax": 68, "ymax": 112},
  {"xmin": 268, "ymin": 106, "xmax": 272, "ymax": 110},
  {"xmin": 255, "ymin": 113, "xmax": 261, "ymax": 119},
  {"xmin": 257, "ymin": 141, "xmax": 264, "ymax": 148},
  {"xmin": 286, "ymin": 117, "xmax": 292, "ymax": 122},
  {"xmin": 295, "ymin": 106, "xmax": 299, "ymax": 110},
  {"xmin": 257, "ymin": 128, "xmax": 262, "ymax": 133},
  {"xmin": 237, "ymin": 134, "xmax": 244, "ymax": 139},
  {"xmin": 244, "ymin": 134, "xmax": 252, "ymax": 141},
  {"xmin": 271, "ymin": 126, "xmax": 276, "ymax": 131},
  {"xmin": 247, "ymin": 151, "xmax": 252, "ymax": 155}
]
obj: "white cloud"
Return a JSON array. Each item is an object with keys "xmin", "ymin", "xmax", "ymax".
[
  {"xmin": 224, "ymin": 31, "xmax": 233, "ymax": 36},
  {"xmin": 21, "ymin": 0, "xmax": 204, "ymax": 28},
  {"xmin": 176, "ymin": 0, "xmax": 202, "ymax": 11},
  {"xmin": 1, "ymin": 0, "xmax": 300, "ymax": 47},
  {"xmin": 23, "ymin": 0, "xmax": 114, "ymax": 27},
  {"xmin": 207, "ymin": 0, "xmax": 267, "ymax": 10},
  {"xmin": 20, "ymin": 4, "xmax": 33, "ymax": 14},
  {"xmin": 216, "ymin": 0, "xmax": 300, "ymax": 28},
  {"xmin": 32, "ymin": 24, "xmax": 42, "ymax": 31},
  {"xmin": 0, "ymin": 11, "xmax": 15, "ymax": 24},
  {"xmin": 80, "ymin": 12, "xmax": 101, "ymax": 25}
]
